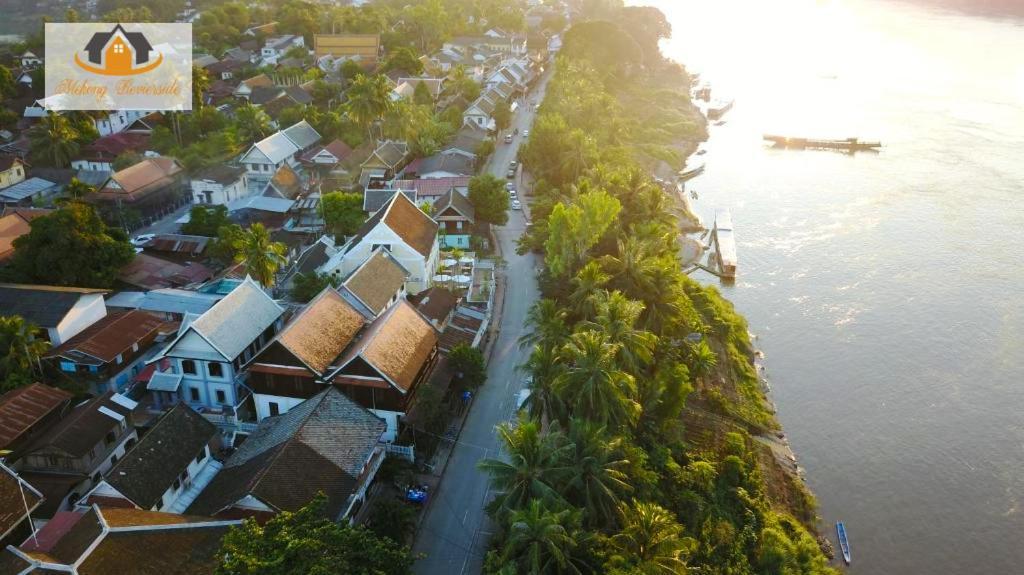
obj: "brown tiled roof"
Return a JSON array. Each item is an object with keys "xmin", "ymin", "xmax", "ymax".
[
  {"xmin": 118, "ymin": 254, "xmax": 214, "ymax": 290},
  {"xmin": 19, "ymin": 392, "xmax": 133, "ymax": 459},
  {"xmin": 97, "ymin": 157, "xmax": 183, "ymax": 202},
  {"xmin": 409, "ymin": 287, "xmax": 458, "ymax": 325},
  {"xmin": 0, "ymin": 383, "xmax": 72, "ymax": 450},
  {"xmin": 17, "ymin": 472, "xmax": 86, "ymax": 519},
  {"xmin": 0, "ymin": 464, "xmax": 42, "ymax": 538},
  {"xmin": 384, "ymin": 192, "xmax": 437, "ymax": 257},
  {"xmin": 335, "ymin": 300, "xmax": 437, "ymax": 393},
  {"xmin": 263, "ymin": 164, "xmax": 302, "ymax": 199},
  {"xmin": 342, "ymin": 249, "xmax": 408, "ymax": 316},
  {"xmin": 0, "ymin": 156, "xmax": 24, "ymax": 172},
  {"xmin": 277, "ymin": 289, "xmax": 365, "ymax": 375},
  {"xmin": 22, "ymin": 507, "xmax": 104, "ymax": 564},
  {"xmin": 45, "ymin": 310, "xmax": 165, "ymax": 364}
]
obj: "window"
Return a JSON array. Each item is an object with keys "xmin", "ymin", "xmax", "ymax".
[
  {"xmin": 110, "ymin": 454, "xmax": 118, "ymax": 466},
  {"xmin": 115, "ymin": 354, "xmax": 123, "ymax": 365},
  {"xmin": 371, "ymin": 243, "xmax": 392, "ymax": 252},
  {"xmin": 195, "ymin": 449, "xmax": 206, "ymax": 464},
  {"xmin": 132, "ymin": 342, "xmax": 139, "ymax": 352},
  {"xmin": 92, "ymin": 472, "xmax": 101, "ymax": 484},
  {"xmin": 173, "ymin": 478, "xmax": 181, "ymax": 491},
  {"xmin": 126, "ymin": 438, "xmax": 137, "ymax": 450},
  {"xmin": 189, "ymin": 387, "xmax": 200, "ymax": 402},
  {"xmin": 113, "ymin": 43, "xmax": 125, "ymax": 54},
  {"xmin": 215, "ymin": 389, "xmax": 226, "ymax": 404},
  {"xmin": 104, "ymin": 431, "xmax": 116, "ymax": 446},
  {"xmin": 208, "ymin": 362, "xmax": 224, "ymax": 378},
  {"xmin": 269, "ymin": 402, "xmax": 280, "ymax": 416},
  {"xmin": 182, "ymin": 360, "xmax": 197, "ymax": 375}
]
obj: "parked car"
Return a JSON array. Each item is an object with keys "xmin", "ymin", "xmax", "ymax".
[
  {"xmin": 509, "ymin": 189, "xmax": 518, "ymax": 199},
  {"xmin": 523, "ymin": 130, "xmax": 530, "ymax": 138},
  {"xmin": 504, "ymin": 133, "xmax": 513, "ymax": 144},
  {"xmin": 131, "ymin": 234, "xmax": 155, "ymax": 247},
  {"xmin": 505, "ymin": 182, "xmax": 514, "ymax": 191},
  {"xmin": 511, "ymin": 200, "xmax": 522, "ymax": 210},
  {"xmin": 510, "ymin": 160, "xmax": 518, "ymax": 168},
  {"xmin": 506, "ymin": 168, "xmax": 516, "ymax": 179}
]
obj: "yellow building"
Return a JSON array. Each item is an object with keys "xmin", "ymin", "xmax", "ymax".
[{"xmin": 313, "ymin": 34, "xmax": 381, "ymax": 65}]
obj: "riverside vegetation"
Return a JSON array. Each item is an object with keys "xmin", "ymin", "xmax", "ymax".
[{"xmin": 479, "ymin": 4, "xmax": 838, "ymax": 575}]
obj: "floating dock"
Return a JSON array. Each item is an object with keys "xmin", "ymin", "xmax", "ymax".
[{"xmin": 763, "ymin": 134, "xmax": 881, "ymax": 151}]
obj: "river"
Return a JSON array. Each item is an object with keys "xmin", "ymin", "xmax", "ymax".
[{"xmin": 628, "ymin": 0, "xmax": 1024, "ymax": 572}]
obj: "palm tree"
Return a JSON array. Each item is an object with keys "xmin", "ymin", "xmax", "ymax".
[
  {"xmin": 0, "ymin": 315, "xmax": 50, "ymax": 390},
  {"xmin": 562, "ymin": 419, "xmax": 631, "ymax": 528},
  {"xmin": 232, "ymin": 223, "xmax": 287, "ymax": 288},
  {"xmin": 29, "ymin": 112, "xmax": 80, "ymax": 168},
  {"xmin": 600, "ymin": 236, "xmax": 659, "ymax": 302},
  {"xmin": 581, "ymin": 290, "xmax": 657, "ymax": 373},
  {"xmin": 638, "ymin": 259, "xmax": 690, "ymax": 335},
  {"xmin": 192, "ymin": 65, "xmax": 210, "ymax": 109},
  {"xmin": 345, "ymin": 73, "xmax": 393, "ymax": 141},
  {"xmin": 688, "ymin": 340, "xmax": 718, "ymax": 384},
  {"xmin": 610, "ymin": 501, "xmax": 695, "ymax": 575},
  {"xmin": 235, "ymin": 103, "xmax": 272, "ymax": 144},
  {"xmin": 554, "ymin": 331, "xmax": 639, "ymax": 430},
  {"xmin": 56, "ymin": 178, "xmax": 95, "ymax": 205},
  {"xmin": 568, "ymin": 261, "xmax": 609, "ymax": 320},
  {"xmin": 521, "ymin": 346, "xmax": 565, "ymax": 427},
  {"xmin": 499, "ymin": 500, "xmax": 587, "ymax": 575},
  {"xmin": 477, "ymin": 420, "xmax": 571, "ymax": 518},
  {"xmin": 519, "ymin": 299, "xmax": 569, "ymax": 353}
]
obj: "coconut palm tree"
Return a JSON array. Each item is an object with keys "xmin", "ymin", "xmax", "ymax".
[
  {"xmin": 232, "ymin": 223, "xmax": 287, "ymax": 288},
  {"xmin": 561, "ymin": 419, "xmax": 631, "ymax": 528},
  {"xmin": 519, "ymin": 299, "xmax": 569, "ymax": 353},
  {"xmin": 235, "ymin": 104, "xmax": 272, "ymax": 144},
  {"xmin": 581, "ymin": 290, "xmax": 657, "ymax": 373},
  {"xmin": 29, "ymin": 112, "xmax": 80, "ymax": 168},
  {"xmin": 477, "ymin": 420, "xmax": 571, "ymax": 518},
  {"xmin": 600, "ymin": 236, "xmax": 659, "ymax": 302},
  {"xmin": 521, "ymin": 346, "xmax": 565, "ymax": 427},
  {"xmin": 688, "ymin": 339, "xmax": 718, "ymax": 384},
  {"xmin": 345, "ymin": 73, "xmax": 393, "ymax": 141},
  {"xmin": 610, "ymin": 501, "xmax": 695, "ymax": 575},
  {"xmin": 568, "ymin": 261, "xmax": 609, "ymax": 320},
  {"xmin": 0, "ymin": 315, "xmax": 50, "ymax": 390},
  {"xmin": 498, "ymin": 500, "xmax": 587, "ymax": 575},
  {"xmin": 554, "ymin": 331, "xmax": 639, "ymax": 430}
]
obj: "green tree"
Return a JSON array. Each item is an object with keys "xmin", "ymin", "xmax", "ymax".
[
  {"xmin": 290, "ymin": 272, "xmax": 339, "ymax": 303},
  {"xmin": 581, "ymin": 290, "xmax": 656, "ymax": 373},
  {"xmin": 382, "ymin": 46, "xmax": 424, "ymax": 75},
  {"xmin": 215, "ymin": 494, "xmax": 414, "ymax": 575},
  {"xmin": 561, "ymin": 419, "xmax": 631, "ymax": 528},
  {"xmin": 231, "ymin": 223, "xmax": 287, "ymax": 287},
  {"xmin": 0, "ymin": 64, "xmax": 16, "ymax": 99},
  {"xmin": 521, "ymin": 345, "xmax": 565, "ymax": 426},
  {"xmin": 608, "ymin": 501, "xmax": 695, "ymax": 575},
  {"xmin": 468, "ymin": 174, "xmax": 509, "ymax": 226},
  {"xmin": 544, "ymin": 189, "xmax": 621, "ymax": 278},
  {"xmin": 112, "ymin": 150, "xmax": 142, "ymax": 171},
  {"xmin": 498, "ymin": 500, "xmax": 588, "ymax": 575},
  {"xmin": 366, "ymin": 499, "xmax": 417, "ymax": 544},
  {"xmin": 493, "ymin": 101, "xmax": 512, "ymax": 132},
  {"xmin": 412, "ymin": 81, "xmax": 434, "ymax": 107},
  {"xmin": 554, "ymin": 331, "xmax": 638, "ymax": 430},
  {"xmin": 10, "ymin": 204, "xmax": 134, "ymax": 288},
  {"xmin": 320, "ymin": 191, "xmax": 366, "ymax": 238},
  {"xmin": 449, "ymin": 343, "xmax": 486, "ymax": 390},
  {"xmin": 235, "ymin": 103, "xmax": 272, "ymax": 144},
  {"xmin": 58, "ymin": 178, "xmax": 96, "ymax": 204},
  {"xmin": 568, "ymin": 261, "xmax": 609, "ymax": 319},
  {"xmin": 687, "ymin": 339, "xmax": 717, "ymax": 384},
  {"xmin": 345, "ymin": 74, "xmax": 393, "ymax": 141},
  {"xmin": 478, "ymin": 420, "xmax": 571, "ymax": 518},
  {"xmin": 0, "ymin": 315, "xmax": 50, "ymax": 391},
  {"xmin": 519, "ymin": 299, "xmax": 569, "ymax": 353},
  {"xmin": 193, "ymin": 65, "xmax": 210, "ymax": 109},
  {"xmin": 182, "ymin": 205, "xmax": 231, "ymax": 237},
  {"xmin": 29, "ymin": 112, "xmax": 80, "ymax": 168}
]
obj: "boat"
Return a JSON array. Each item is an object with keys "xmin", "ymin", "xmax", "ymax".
[
  {"xmin": 678, "ymin": 162, "xmax": 705, "ymax": 182},
  {"xmin": 763, "ymin": 134, "xmax": 881, "ymax": 152},
  {"xmin": 707, "ymin": 98, "xmax": 734, "ymax": 120},
  {"xmin": 836, "ymin": 521, "xmax": 851, "ymax": 564},
  {"xmin": 712, "ymin": 210, "xmax": 737, "ymax": 279}
]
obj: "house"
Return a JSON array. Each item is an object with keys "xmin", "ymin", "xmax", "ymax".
[
  {"xmin": 319, "ymin": 192, "xmax": 439, "ymax": 294},
  {"xmin": 392, "ymin": 77, "xmax": 445, "ymax": 103},
  {"xmin": 299, "ymin": 139, "xmax": 353, "ymax": 171},
  {"xmin": 205, "ymin": 58, "xmax": 243, "ymax": 82},
  {"xmin": 239, "ymin": 120, "xmax": 321, "ymax": 181},
  {"xmin": 146, "ymin": 276, "xmax": 284, "ymax": 413},
  {"xmin": 89, "ymin": 110, "xmax": 150, "ymax": 137},
  {"xmin": 13, "ymin": 392, "xmax": 139, "ymax": 518},
  {"xmin": 358, "ymin": 140, "xmax": 410, "ymax": 187},
  {"xmin": 117, "ymin": 254, "xmax": 214, "ymax": 291},
  {"xmin": 0, "ymin": 462, "xmax": 43, "ymax": 546},
  {"xmin": 313, "ymin": 34, "xmax": 381, "ymax": 66},
  {"xmin": 0, "ymin": 178, "xmax": 59, "ymax": 207},
  {"xmin": 339, "ymin": 247, "xmax": 409, "ymax": 319},
  {"xmin": 45, "ymin": 310, "xmax": 170, "ymax": 394},
  {"xmin": 82, "ymin": 404, "xmax": 219, "ymax": 513},
  {"xmin": 105, "ymin": 287, "xmax": 229, "ymax": 320},
  {"xmin": 281, "ymin": 236, "xmax": 337, "ymax": 288},
  {"xmin": 226, "ymin": 195, "xmax": 296, "ymax": 230},
  {"xmin": 409, "ymin": 286, "xmax": 459, "ymax": 330},
  {"xmin": 0, "ymin": 157, "xmax": 27, "ymax": 190},
  {"xmin": 222, "ymin": 46, "xmax": 256, "ymax": 65},
  {"xmin": 260, "ymin": 35, "xmax": 304, "ymax": 65},
  {"xmin": 407, "ymin": 149, "xmax": 476, "ymax": 179},
  {"xmin": 445, "ymin": 34, "xmax": 528, "ymax": 57},
  {"xmin": 93, "ymin": 157, "xmax": 186, "ymax": 218},
  {"xmin": 261, "ymin": 164, "xmax": 303, "ymax": 199},
  {"xmin": 448, "ymin": 123, "xmax": 491, "ymax": 156},
  {"xmin": 433, "ymin": 187, "xmax": 476, "ymax": 249},
  {"xmin": 140, "ymin": 234, "xmax": 210, "ymax": 260},
  {"xmin": 383, "ymin": 175, "xmax": 471, "ymax": 206},
  {"xmin": 192, "ymin": 54, "xmax": 218, "ymax": 69},
  {"xmin": 0, "ymin": 208, "xmax": 51, "ymax": 264},
  {"xmin": 70, "ymin": 132, "xmax": 152, "ymax": 172},
  {"xmin": 0, "ymin": 383, "xmax": 72, "ymax": 454},
  {"xmin": 187, "ymin": 387, "xmax": 386, "ymax": 520},
  {"xmin": 362, "ymin": 188, "xmax": 416, "ymax": 214},
  {"xmin": 438, "ymin": 304, "xmax": 488, "ymax": 352},
  {"xmin": 232, "ymin": 73, "xmax": 274, "ymax": 100},
  {"xmin": 0, "ymin": 284, "xmax": 108, "ymax": 345},
  {"xmin": 20, "ymin": 51, "xmax": 42, "ymax": 69},
  {"xmin": 0, "ymin": 505, "xmax": 240, "ymax": 573},
  {"xmin": 190, "ymin": 165, "xmax": 248, "ymax": 206},
  {"xmin": 463, "ymin": 90, "xmax": 500, "ymax": 130}
]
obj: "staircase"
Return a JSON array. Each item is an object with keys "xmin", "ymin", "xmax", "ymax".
[{"xmin": 169, "ymin": 460, "xmax": 223, "ymax": 514}]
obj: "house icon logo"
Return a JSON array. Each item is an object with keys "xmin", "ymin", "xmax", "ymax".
[{"xmin": 74, "ymin": 24, "xmax": 163, "ymax": 76}]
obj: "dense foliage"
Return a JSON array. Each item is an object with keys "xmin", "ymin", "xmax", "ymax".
[
  {"xmin": 0, "ymin": 315, "xmax": 49, "ymax": 392},
  {"xmin": 482, "ymin": 6, "xmax": 837, "ymax": 575},
  {"xmin": 182, "ymin": 205, "xmax": 232, "ymax": 237}
]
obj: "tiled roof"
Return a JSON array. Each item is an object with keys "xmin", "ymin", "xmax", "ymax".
[
  {"xmin": 187, "ymin": 387, "xmax": 385, "ymax": 517},
  {"xmin": 262, "ymin": 164, "xmax": 302, "ymax": 199},
  {"xmin": 409, "ymin": 287, "xmax": 458, "ymax": 325},
  {"xmin": 187, "ymin": 276, "xmax": 284, "ymax": 361},
  {"xmin": 0, "ymin": 283, "xmax": 106, "ymax": 328},
  {"xmin": 249, "ymin": 131, "xmax": 299, "ymax": 164},
  {"xmin": 276, "ymin": 289, "xmax": 365, "ymax": 375},
  {"xmin": 415, "ymin": 151, "xmax": 475, "ymax": 176},
  {"xmin": 192, "ymin": 164, "xmax": 245, "ymax": 185},
  {"xmin": 362, "ymin": 189, "xmax": 415, "ymax": 213},
  {"xmin": 19, "ymin": 392, "xmax": 136, "ymax": 459},
  {"xmin": 118, "ymin": 254, "xmax": 214, "ymax": 291},
  {"xmin": 342, "ymin": 248, "xmax": 408, "ymax": 317},
  {"xmin": 146, "ymin": 234, "xmax": 210, "ymax": 255},
  {"xmin": 45, "ymin": 310, "xmax": 165, "ymax": 365},
  {"xmin": 0, "ymin": 463, "xmax": 42, "ymax": 538},
  {"xmin": 0, "ymin": 209, "xmax": 49, "ymax": 262},
  {"xmin": 281, "ymin": 120, "xmax": 321, "ymax": 150},
  {"xmin": 433, "ymin": 187, "xmax": 475, "ymax": 222},
  {"xmin": 381, "ymin": 191, "xmax": 438, "ymax": 257},
  {"xmin": 103, "ymin": 404, "xmax": 216, "ymax": 509},
  {"xmin": 98, "ymin": 157, "xmax": 183, "ymax": 201},
  {"xmin": 333, "ymin": 300, "xmax": 437, "ymax": 393},
  {"xmin": 300, "ymin": 139, "xmax": 353, "ymax": 164},
  {"xmin": 0, "ymin": 383, "xmax": 72, "ymax": 450},
  {"xmin": 292, "ymin": 237, "xmax": 333, "ymax": 276},
  {"xmin": 0, "ymin": 178, "xmax": 57, "ymax": 202}
]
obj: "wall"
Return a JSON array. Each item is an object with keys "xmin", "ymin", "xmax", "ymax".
[
  {"xmin": 53, "ymin": 294, "xmax": 107, "ymax": 345},
  {"xmin": 253, "ymin": 393, "xmax": 309, "ymax": 421}
]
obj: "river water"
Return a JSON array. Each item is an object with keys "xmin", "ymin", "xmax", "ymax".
[{"xmin": 629, "ymin": 0, "xmax": 1024, "ymax": 572}]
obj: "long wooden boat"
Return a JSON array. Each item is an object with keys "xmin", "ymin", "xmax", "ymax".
[
  {"xmin": 836, "ymin": 521, "xmax": 851, "ymax": 564},
  {"xmin": 764, "ymin": 134, "xmax": 881, "ymax": 151},
  {"xmin": 678, "ymin": 162, "xmax": 705, "ymax": 182},
  {"xmin": 713, "ymin": 210, "xmax": 737, "ymax": 279}
]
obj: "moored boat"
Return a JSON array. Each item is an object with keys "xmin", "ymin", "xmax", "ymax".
[
  {"xmin": 763, "ymin": 134, "xmax": 881, "ymax": 151},
  {"xmin": 707, "ymin": 98, "xmax": 734, "ymax": 120},
  {"xmin": 836, "ymin": 521, "xmax": 851, "ymax": 564},
  {"xmin": 678, "ymin": 162, "xmax": 705, "ymax": 181},
  {"xmin": 713, "ymin": 210, "xmax": 737, "ymax": 279}
]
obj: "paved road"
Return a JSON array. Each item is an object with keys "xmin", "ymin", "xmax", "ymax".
[{"xmin": 411, "ymin": 69, "xmax": 553, "ymax": 575}]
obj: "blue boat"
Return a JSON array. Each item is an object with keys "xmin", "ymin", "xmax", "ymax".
[{"xmin": 836, "ymin": 521, "xmax": 851, "ymax": 564}]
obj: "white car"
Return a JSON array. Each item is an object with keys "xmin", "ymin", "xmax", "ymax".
[
  {"xmin": 511, "ymin": 200, "xmax": 522, "ymax": 210},
  {"xmin": 131, "ymin": 234, "xmax": 155, "ymax": 247},
  {"xmin": 523, "ymin": 130, "xmax": 530, "ymax": 138}
]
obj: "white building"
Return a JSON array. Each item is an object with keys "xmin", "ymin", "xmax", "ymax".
[
  {"xmin": 190, "ymin": 165, "xmax": 249, "ymax": 205},
  {"xmin": 239, "ymin": 120, "xmax": 321, "ymax": 182},
  {"xmin": 0, "ymin": 284, "xmax": 108, "ymax": 345}
]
